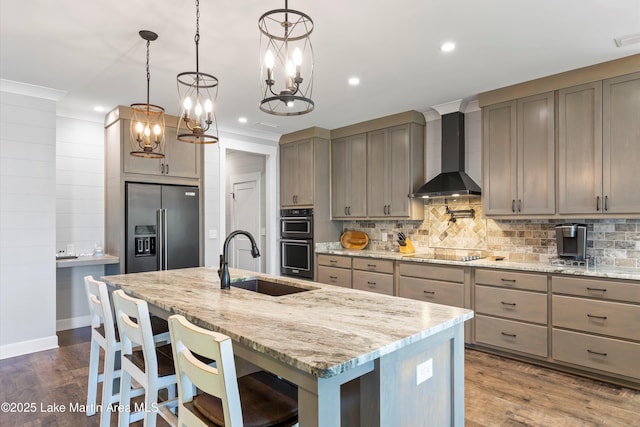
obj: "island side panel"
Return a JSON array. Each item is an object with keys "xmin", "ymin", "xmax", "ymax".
[{"xmin": 378, "ymin": 324, "xmax": 464, "ymax": 426}]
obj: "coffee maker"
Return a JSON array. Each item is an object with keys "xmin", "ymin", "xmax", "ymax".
[{"xmin": 555, "ymin": 223, "xmax": 587, "ymax": 260}]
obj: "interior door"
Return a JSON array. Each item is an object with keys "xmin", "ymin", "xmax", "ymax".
[{"xmin": 230, "ymin": 173, "xmax": 261, "ymax": 272}]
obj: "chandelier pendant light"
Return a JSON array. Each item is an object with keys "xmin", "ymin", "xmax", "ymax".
[
  {"xmin": 130, "ymin": 30, "xmax": 165, "ymax": 158},
  {"xmin": 177, "ymin": 0, "xmax": 219, "ymax": 144},
  {"xmin": 259, "ymin": 0, "xmax": 314, "ymax": 116}
]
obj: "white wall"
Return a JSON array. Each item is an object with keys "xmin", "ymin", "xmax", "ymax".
[
  {"xmin": 55, "ymin": 116, "xmax": 106, "ymax": 330},
  {"xmin": 0, "ymin": 82, "xmax": 61, "ymax": 359}
]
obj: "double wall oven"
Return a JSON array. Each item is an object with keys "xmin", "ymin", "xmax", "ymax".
[{"xmin": 280, "ymin": 208, "xmax": 314, "ymax": 279}]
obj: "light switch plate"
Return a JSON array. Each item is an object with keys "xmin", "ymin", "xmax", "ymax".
[
  {"xmin": 208, "ymin": 229, "xmax": 217, "ymax": 239},
  {"xmin": 416, "ymin": 358, "xmax": 433, "ymax": 385}
]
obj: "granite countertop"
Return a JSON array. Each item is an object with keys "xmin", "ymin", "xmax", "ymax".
[
  {"xmin": 56, "ymin": 254, "xmax": 119, "ymax": 268},
  {"xmin": 316, "ymin": 248, "xmax": 640, "ymax": 281},
  {"xmin": 102, "ymin": 267, "xmax": 473, "ymax": 378}
]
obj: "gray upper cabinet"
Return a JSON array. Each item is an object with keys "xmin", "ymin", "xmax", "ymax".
[
  {"xmin": 331, "ymin": 133, "xmax": 367, "ymax": 219},
  {"xmin": 367, "ymin": 124, "xmax": 424, "ymax": 219},
  {"xmin": 123, "ymin": 121, "xmax": 200, "ymax": 179},
  {"xmin": 558, "ymin": 72, "xmax": 640, "ymax": 215},
  {"xmin": 483, "ymin": 92, "xmax": 555, "ymax": 216},
  {"xmin": 558, "ymin": 81, "xmax": 603, "ymax": 214},
  {"xmin": 602, "ymin": 72, "xmax": 640, "ymax": 214},
  {"xmin": 280, "ymin": 138, "xmax": 314, "ymax": 207}
]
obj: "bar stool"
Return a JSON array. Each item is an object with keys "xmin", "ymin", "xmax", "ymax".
[
  {"xmin": 112, "ymin": 289, "xmax": 178, "ymax": 427},
  {"xmin": 168, "ymin": 314, "xmax": 298, "ymax": 427},
  {"xmin": 84, "ymin": 276, "xmax": 171, "ymax": 426}
]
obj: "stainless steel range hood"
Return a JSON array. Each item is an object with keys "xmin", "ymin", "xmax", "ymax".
[{"xmin": 410, "ymin": 109, "xmax": 481, "ymax": 198}]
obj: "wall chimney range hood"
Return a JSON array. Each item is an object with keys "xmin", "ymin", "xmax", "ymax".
[{"xmin": 410, "ymin": 102, "xmax": 481, "ymax": 199}]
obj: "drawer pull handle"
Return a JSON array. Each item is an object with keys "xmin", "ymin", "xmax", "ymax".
[
  {"xmin": 329, "ymin": 276, "xmax": 338, "ymax": 280},
  {"xmin": 367, "ymin": 264, "xmax": 377, "ymax": 268},
  {"xmin": 587, "ymin": 314, "xmax": 607, "ymax": 320},
  {"xmin": 367, "ymin": 281, "xmax": 376, "ymax": 287},
  {"xmin": 587, "ymin": 349, "xmax": 608, "ymax": 357},
  {"xmin": 501, "ymin": 332, "xmax": 517, "ymax": 338},
  {"xmin": 329, "ymin": 260, "xmax": 337, "ymax": 264},
  {"xmin": 586, "ymin": 287, "xmax": 607, "ymax": 292},
  {"xmin": 423, "ymin": 290, "xmax": 435, "ymax": 295},
  {"xmin": 501, "ymin": 301, "xmax": 516, "ymax": 306},
  {"xmin": 501, "ymin": 278, "xmax": 516, "ymax": 283}
]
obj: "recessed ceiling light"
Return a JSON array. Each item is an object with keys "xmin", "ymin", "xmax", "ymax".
[
  {"xmin": 614, "ymin": 32, "xmax": 640, "ymax": 47},
  {"xmin": 440, "ymin": 42, "xmax": 455, "ymax": 52},
  {"xmin": 94, "ymin": 106, "xmax": 105, "ymax": 112},
  {"xmin": 348, "ymin": 77, "xmax": 360, "ymax": 86},
  {"xmin": 238, "ymin": 117, "xmax": 248, "ymax": 124}
]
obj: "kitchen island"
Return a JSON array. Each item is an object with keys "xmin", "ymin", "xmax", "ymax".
[{"xmin": 103, "ymin": 267, "xmax": 473, "ymax": 426}]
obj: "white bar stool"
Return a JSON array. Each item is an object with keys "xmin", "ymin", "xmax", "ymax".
[
  {"xmin": 168, "ymin": 314, "xmax": 298, "ymax": 427},
  {"xmin": 84, "ymin": 276, "xmax": 171, "ymax": 426},
  {"xmin": 112, "ymin": 289, "xmax": 178, "ymax": 427}
]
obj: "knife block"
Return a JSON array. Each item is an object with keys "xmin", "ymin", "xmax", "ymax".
[{"xmin": 399, "ymin": 238, "xmax": 415, "ymax": 254}]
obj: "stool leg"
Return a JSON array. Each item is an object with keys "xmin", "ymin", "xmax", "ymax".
[
  {"xmin": 100, "ymin": 348, "xmax": 117, "ymax": 427},
  {"xmin": 144, "ymin": 386, "xmax": 158, "ymax": 427},
  {"xmin": 86, "ymin": 338, "xmax": 100, "ymax": 416},
  {"xmin": 118, "ymin": 369, "xmax": 132, "ymax": 427}
]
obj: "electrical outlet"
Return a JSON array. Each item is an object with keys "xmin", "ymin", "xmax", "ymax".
[
  {"xmin": 416, "ymin": 358, "xmax": 433, "ymax": 385},
  {"xmin": 381, "ymin": 233, "xmax": 387, "ymax": 242},
  {"xmin": 208, "ymin": 229, "xmax": 218, "ymax": 239}
]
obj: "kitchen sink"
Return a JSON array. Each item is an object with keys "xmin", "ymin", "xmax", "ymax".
[{"xmin": 230, "ymin": 279, "xmax": 313, "ymax": 296}]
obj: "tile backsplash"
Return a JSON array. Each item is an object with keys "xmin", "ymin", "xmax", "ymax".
[{"xmin": 342, "ymin": 199, "xmax": 640, "ymax": 268}]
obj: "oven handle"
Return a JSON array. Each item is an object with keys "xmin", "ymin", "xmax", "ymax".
[
  {"xmin": 280, "ymin": 238, "xmax": 312, "ymax": 243},
  {"xmin": 281, "ymin": 217, "xmax": 312, "ymax": 221}
]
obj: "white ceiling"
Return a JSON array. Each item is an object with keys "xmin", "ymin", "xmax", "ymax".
[{"xmin": 1, "ymin": 0, "xmax": 639, "ymax": 139}]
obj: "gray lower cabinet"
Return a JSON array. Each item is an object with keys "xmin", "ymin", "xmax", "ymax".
[
  {"xmin": 397, "ymin": 263, "xmax": 465, "ymax": 307},
  {"xmin": 352, "ymin": 258, "xmax": 394, "ymax": 296},
  {"xmin": 551, "ymin": 275, "xmax": 640, "ymax": 381},
  {"xmin": 316, "ymin": 254, "xmax": 352, "ymax": 288},
  {"xmin": 473, "ymin": 268, "xmax": 548, "ymax": 358}
]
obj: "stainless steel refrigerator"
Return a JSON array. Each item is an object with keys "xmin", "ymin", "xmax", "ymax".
[{"xmin": 125, "ymin": 182, "xmax": 200, "ymax": 273}]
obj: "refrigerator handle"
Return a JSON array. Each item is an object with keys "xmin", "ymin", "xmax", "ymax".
[
  {"xmin": 162, "ymin": 208, "xmax": 168, "ymax": 270},
  {"xmin": 156, "ymin": 209, "xmax": 163, "ymax": 271}
]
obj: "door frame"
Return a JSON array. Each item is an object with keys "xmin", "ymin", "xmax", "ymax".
[{"xmin": 218, "ymin": 136, "xmax": 278, "ymax": 275}]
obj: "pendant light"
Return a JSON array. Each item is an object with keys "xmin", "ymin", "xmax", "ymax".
[
  {"xmin": 177, "ymin": 0, "xmax": 219, "ymax": 144},
  {"xmin": 259, "ymin": 0, "xmax": 314, "ymax": 116},
  {"xmin": 130, "ymin": 30, "xmax": 165, "ymax": 158}
]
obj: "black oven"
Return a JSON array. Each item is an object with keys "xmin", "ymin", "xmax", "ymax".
[
  {"xmin": 280, "ymin": 208, "xmax": 313, "ymax": 239},
  {"xmin": 280, "ymin": 238, "xmax": 313, "ymax": 279},
  {"xmin": 280, "ymin": 208, "xmax": 313, "ymax": 279}
]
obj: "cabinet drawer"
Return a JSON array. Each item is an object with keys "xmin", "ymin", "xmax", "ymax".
[
  {"xmin": 352, "ymin": 257, "xmax": 394, "ymax": 274},
  {"xmin": 553, "ymin": 329, "xmax": 640, "ymax": 380},
  {"xmin": 398, "ymin": 277, "xmax": 463, "ymax": 307},
  {"xmin": 317, "ymin": 266, "xmax": 351, "ymax": 288},
  {"xmin": 353, "ymin": 270, "xmax": 394, "ymax": 296},
  {"xmin": 399, "ymin": 262, "xmax": 464, "ymax": 283},
  {"xmin": 475, "ymin": 315, "xmax": 548, "ymax": 358},
  {"xmin": 552, "ymin": 275, "xmax": 640, "ymax": 304},
  {"xmin": 317, "ymin": 254, "xmax": 352, "ymax": 269},
  {"xmin": 475, "ymin": 286, "xmax": 547, "ymax": 324},
  {"xmin": 552, "ymin": 295, "xmax": 640, "ymax": 341},
  {"xmin": 475, "ymin": 269, "xmax": 547, "ymax": 292}
]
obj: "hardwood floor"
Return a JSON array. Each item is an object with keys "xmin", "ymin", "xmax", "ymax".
[{"xmin": 0, "ymin": 327, "xmax": 638, "ymax": 426}]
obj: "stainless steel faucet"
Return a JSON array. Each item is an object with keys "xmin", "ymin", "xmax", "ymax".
[{"xmin": 218, "ymin": 230, "xmax": 261, "ymax": 289}]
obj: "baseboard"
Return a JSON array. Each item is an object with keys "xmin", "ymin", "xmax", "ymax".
[
  {"xmin": 56, "ymin": 315, "xmax": 92, "ymax": 331},
  {"xmin": 0, "ymin": 335, "xmax": 58, "ymax": 360}
]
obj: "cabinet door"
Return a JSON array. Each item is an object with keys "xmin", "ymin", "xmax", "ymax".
[
  {"xmin": 295, "ymin": 139, "xmax": 314, "ymax": 206},
  {"xmin": 123, "ymin": 119, "xmax": 162, "ymax": 175},
  {"xmin": 483, "ymin": 101, "xmax": 517, "ymax": 215},
  {"xmin": 603, "ymin": 72, "xmax": 640, "ymax": 214},
  {"xmin": 331, "ymin": 137, "xmax": 349, "ymax": 218},
  {"xmin": 558, "ymin": 82, "xmax": 603, "ymax": 214},
  {"xmin": 164, "ymin": 126, "xmax": 200, "ymax": 179},
  {"xmin": 280, "ymin": 142, "xmax": 299, "ymax": 207},
  {"xmin": 366, "ymin": 129, "xmax": 388, "ymax": 217},
  {"xmin": 347, "ymin": 134, "xmax": 368, "ymax": 217},
  {"xmin": 517, "ymin": 92, "xmax": 555, "ymax": 214},
  {"xmin": 388, "ymin": 125, "xmax": 411, "ymax": 217}
]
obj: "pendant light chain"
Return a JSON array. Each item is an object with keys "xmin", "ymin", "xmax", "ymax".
[
  {"xmin": 145, "ymin": 39, "xmax": 151, "ymax": 108},
  {"xmin": 195, "ymin": 0, "xmax": 200, "ymax": 74}
]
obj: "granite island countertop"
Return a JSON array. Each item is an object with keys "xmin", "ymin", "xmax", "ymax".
[
  {"xmin": 102, "ymin": 267, "xmax": 473, "ymax": 378},
  {"xmin": 316, "ymin": 248, "xmax": 640, "ymax": 281}
]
